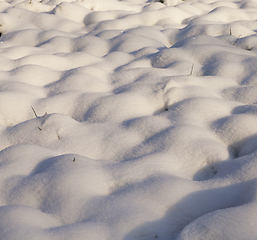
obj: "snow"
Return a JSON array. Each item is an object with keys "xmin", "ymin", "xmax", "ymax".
[{"xmin": 1, "ymin": 0, "xmax": 257, "ymax": 239}]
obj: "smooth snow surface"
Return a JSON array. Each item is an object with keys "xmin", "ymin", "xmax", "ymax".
[{"xmin": 1, "ymin": 0, "xmax": 257, "ymax": 239}]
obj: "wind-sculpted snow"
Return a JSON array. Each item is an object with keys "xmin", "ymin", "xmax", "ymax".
[{"xmin": 1, "ymin": 0, "xmax": 257, "ymax": 239}]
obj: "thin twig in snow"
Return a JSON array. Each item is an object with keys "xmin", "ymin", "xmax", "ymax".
[
  {"xmin": 190, "ymin": 63, "xmax": 194, "ymax": 76},
  {"xmin": 233, "ymin": 35, "xmax": 241, "ymax": 45},
  {"xmin": 31, "ymin": 106, "xmax": 38, "ymax": 118}
]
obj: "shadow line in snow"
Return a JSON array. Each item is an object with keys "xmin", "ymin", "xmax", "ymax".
[{"xmin": 122, "ymin": 180, "xmax": 254, "ymax": 240}]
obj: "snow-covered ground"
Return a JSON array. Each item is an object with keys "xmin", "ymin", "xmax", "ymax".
[{"xmin": 1, "ymin": 0, "xmax": 257, "ymax": 239}]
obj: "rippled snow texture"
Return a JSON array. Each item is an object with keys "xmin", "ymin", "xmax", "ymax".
[{"xmin": 1, "ymin": 0, "xmax": 257, "ymax": 239}]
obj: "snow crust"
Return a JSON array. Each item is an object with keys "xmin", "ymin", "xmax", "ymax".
[{"xmin": 1, "ymin": 0, "xmax": 257, "ymax": 239}]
